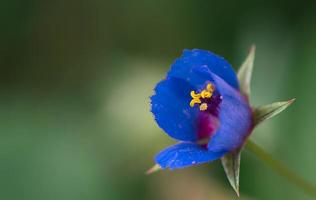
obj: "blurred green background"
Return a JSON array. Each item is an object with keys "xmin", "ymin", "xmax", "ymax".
[{"xmin": 1, "ymin": 0, "xmax": 316, "ymax": 199}]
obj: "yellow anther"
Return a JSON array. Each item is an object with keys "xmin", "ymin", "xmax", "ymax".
[
  {"xmin": 189, "ymin": 83, "xmax": 215, "ymax": 108},
  {"xmin": 206, "ymin": 83, "xmax": 215, "ymax": 92},
  {"xmin": 201, "ymin": 90, "xmax": 212, "ymax": 98},
  {"xmin": 190, "ymin": 98, "xmax": 201, "ymax": 107},
  {"xmin": 199, "ymin": 103, "xmax": 208, "ymax": 111},
  {"xmin": 190, "ymin": 91, "xmax": 201, "ymax": 99}
]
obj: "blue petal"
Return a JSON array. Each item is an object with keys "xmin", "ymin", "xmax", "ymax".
[
  {"xmin": 155, "ymin": 143, "xmax": 227, "ymax": 169},
  {"xmin": 167, "ymin": 49, "xmax": 239, "ymax": 90},
  {"xmin": 151, "ymin": 77, "xmax": 200, "ymax": 141},
  {"xmin": 207, "ymin": 73, "xmax": 253, "ymax": 152}
]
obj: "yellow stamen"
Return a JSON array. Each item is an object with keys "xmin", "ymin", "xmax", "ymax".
[
  {"xmin": 190, "ymin": 91, "xmax": 201, "ymax": 99},
  {"xmin": 201, "ymin": 90, "xmax": 212, "ymax": 98},
  {"xmin": 206, "ymin": 83, "xmax": 215, "ymax": 92},
  {"xmin": 190, "ymin": 98, "xmax": 201, "ymax": 107},
  {"xmin": 199, "ymin": 103, "xmax": 208, "ymax": 111},
  {"xmin": 189, "ymin": 83, "xmax": 215, "ymax": 109}
]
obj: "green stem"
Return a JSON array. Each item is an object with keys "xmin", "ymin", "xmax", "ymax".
[{"xmin": 246, "ymin": 140, "xmax": 316, "ymax": 198}]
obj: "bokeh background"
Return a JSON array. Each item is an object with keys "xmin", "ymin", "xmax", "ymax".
[{"xmin": 1, "ymin": 0, "xmax": 316, "ymax": 199}]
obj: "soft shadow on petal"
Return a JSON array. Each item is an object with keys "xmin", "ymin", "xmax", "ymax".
[
  {"xmin": 151, "ymin": 77, "xmax": 199, "ymax": 141},
  {"xmin": 155, "ymin": 142, "xmax": 227, "ymax": 169},
  {"xmin": 167, "ymin": 49, "xmax": 239, "ymax": 90},
  {"xmin": 207, "ymin": 73, "xmax": 253, "ymax": 152}
]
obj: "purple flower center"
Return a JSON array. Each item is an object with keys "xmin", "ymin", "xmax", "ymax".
[
  {"xmin": 189, "ymin": 83, "xmax": 222, "ymax": 144},
  {"xmin": 197, "ymin": 94, "xmax": 222, "ymax": 141}
]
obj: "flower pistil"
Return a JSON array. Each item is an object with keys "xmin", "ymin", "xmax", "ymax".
[{"xmin": 189, "ymin": 83, "xmax": 215, "ymax": 111}]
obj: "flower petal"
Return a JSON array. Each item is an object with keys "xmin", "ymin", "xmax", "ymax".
[
  {"xmin": 155, "ymin": 142, "xmax": 227, "ymax": 169},
  {"xmin": 190, "ymin": 65, "xmax": 252, "ymax": 151},
  {"xmin": 167, "ymin": 49, "xmax": 239, "ymax": 90},
  {"xmin": 151, "ymin": 77, "xmax": 199, "ymax": 141},
  {"xmin": 207, "ymin": 73, "xmax": 253, "ymax": 152}
]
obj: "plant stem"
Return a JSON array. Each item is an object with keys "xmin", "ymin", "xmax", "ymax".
[{"xmin": 246, "ymin": 139, "xmax": 316, "ymax": 198}]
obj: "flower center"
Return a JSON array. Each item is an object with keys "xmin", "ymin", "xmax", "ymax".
[{"xmin": 189, "ymin": 83, "xmax": 215, "ymax": 111}]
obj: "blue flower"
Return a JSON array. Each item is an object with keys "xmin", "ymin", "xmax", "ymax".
[{"xmin": 151, "ymin": 49, "xmax": 253, "ymax": 170}]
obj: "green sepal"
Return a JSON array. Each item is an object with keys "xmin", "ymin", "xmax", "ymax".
[
  {"xmin": 221, "ymin": 149, "xmax": 242, "ymax": 196},
  {"xmin": 145, "ymin": 164, "xmax": 161, "ymax": 175},
  {"xmin": 221, "ymin": 45, "xmax": 255, "ymax": 196},
  {"xmin": 237, "ymin": 45, "xmax": 256, "ymax": 97},
  {"xmin": 253, "ymin": 99, "xmax": 295, "ymax": 126}
]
